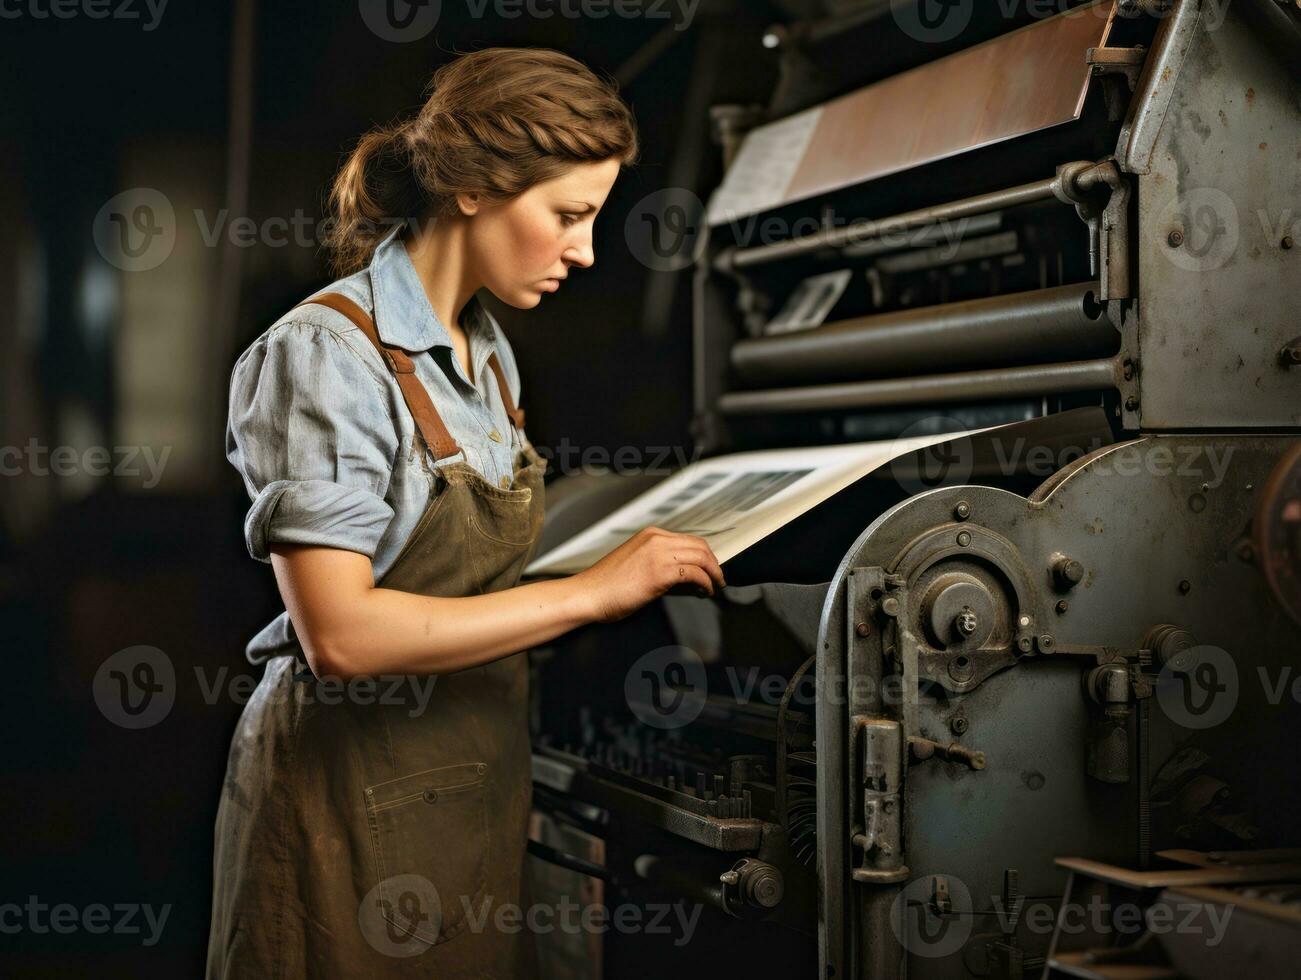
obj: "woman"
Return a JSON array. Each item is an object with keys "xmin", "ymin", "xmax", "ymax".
[{"xmin": 208, "ymin": 47, "xmax": 725, "ymax": 979}]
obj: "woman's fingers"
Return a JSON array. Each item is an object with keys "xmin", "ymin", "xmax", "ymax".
[
  {"xmin": 670, "ymin": 562, "xmax": 715, "ymax": 597},
  {"xmin": 659, "ymin": 544, "xmax": 724, "ymax": 595}
]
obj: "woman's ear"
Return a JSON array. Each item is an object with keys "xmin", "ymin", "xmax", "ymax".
[{"xmin": 456, "ymin": 191, "xmax": 481, "ymax": 217}]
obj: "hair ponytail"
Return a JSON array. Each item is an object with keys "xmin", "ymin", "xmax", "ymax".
[
  {"xmin": 324, "ymin": 119, "xmax": 426, "ymax": 276},
  {"xmin": 324, "ymin": 47, "xmax": 639, "ymax": 276}
]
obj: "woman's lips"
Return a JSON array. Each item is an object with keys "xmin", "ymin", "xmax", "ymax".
[{"xmin": 538, "ymin": 278, "xmax": 560, "ymax": 292}]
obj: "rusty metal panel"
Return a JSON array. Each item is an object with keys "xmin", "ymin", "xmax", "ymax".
[
  {"xmin": 1133, "ymin": 1, "xmax": 1301, "ymax": 428},
  {"xmin": 786, "ymin": 1, "xmax": 1117, "ymax": 203}
]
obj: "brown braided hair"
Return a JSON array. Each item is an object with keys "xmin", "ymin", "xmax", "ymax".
[{"xmin": 324, "ymin": 47, "xmax": 640, "ymax": 275}]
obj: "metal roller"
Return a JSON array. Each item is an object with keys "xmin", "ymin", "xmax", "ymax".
[
  {"xmin": 719, "ymin": 358, "xmax": 1120, "ymax": 415},
  {"xmin": 731, "ymin": 283, "xmax": 1117, "ymax": 387}
]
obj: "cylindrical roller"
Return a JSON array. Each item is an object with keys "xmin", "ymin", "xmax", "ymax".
[
  {"xmin": 719, "ymin": 358, "xmax": 1119, "ymax": 415},
  {"xmin": 721, "ymin": 173, "xmax": 1063, "ymax": 269},
  {"xmin": 731, "ymin": 283, "xmax": 1115, "ymax": 387}
]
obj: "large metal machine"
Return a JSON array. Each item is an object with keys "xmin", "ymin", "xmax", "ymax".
[{"xmin": 525, "ymin": 2, "xmax": 1301, "ymax": 977}]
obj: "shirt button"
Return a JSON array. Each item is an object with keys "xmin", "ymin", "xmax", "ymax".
[
  {"xmin": 488, "ymin": 428, "xmax": 503, "ymax": 443},
  {"xmin": 499, "ymin": 475, "xmax": 511, "ymax": 489}
]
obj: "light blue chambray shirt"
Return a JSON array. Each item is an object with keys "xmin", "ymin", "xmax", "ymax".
[{"xmin": 227, "ymin": 222, "xmax": 531, "ymax": 664}]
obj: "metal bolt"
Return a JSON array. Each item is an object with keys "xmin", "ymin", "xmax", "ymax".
[
  {"xmin": 1038, "ymin": 634, "xmax": 1056, "ymax": 653},
  {"xmin": 855, "ymin": 621, "xmax": 871, "ymax": 637},
  {"xmin": 1168, "ymin": 229, "xmax": 1184, "ymax": 248},
  {"xmin": 1018, "ymin": 615, "xmax": 1031, "ymax": 628},
  {"xmin": 1125, "ymin": 395, "xmax": 1139, "ymax": 411},
  {"xmin": 950, "ymin": 716, "xmax": 969, "ymax": 736},
  {"xmin": 954, "ymin": 501, "xmax": 972, "ymax": 521},
  {"xmin": 1122, "ymin": 358, "xmax": 1135, "ymax": 381},
  {"xmin": 1052, "ymin": 554, "xmax": 1085, "ymax": 589},
  {"xmin": 1178, "ymin": 579, "xmax": 1192, "ymax": 595},
  {"xmin": 1056, "ymin": 599, "xmax": 1070, "ymax": 614},
  {"xmin": 881, "ymin": 596, "xmax": 901, "ymax": 617},
  {"xmin": 955, "ymin": 607, "xmax": 979, "ymax": 636},
  {"xmin": 956, "ymin": 530, "xmax": 972, "ymax": 547},
  {"xmin": 1283, "ymin": 235, "xmax": 1295, "ymax": 250},
  {"xmin": 1017, "ymin": 636, "xmax": 1034, "ymax": 654}
]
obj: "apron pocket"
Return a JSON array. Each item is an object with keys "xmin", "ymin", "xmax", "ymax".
[{"xmin": 364, "ymin": 761, "xmax": 489, "ymax": 946}]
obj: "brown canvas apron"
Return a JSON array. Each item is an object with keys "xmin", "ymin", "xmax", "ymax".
[{"xmin": 208, "ymin": 293, "xmax": 546, "ymax": 979}]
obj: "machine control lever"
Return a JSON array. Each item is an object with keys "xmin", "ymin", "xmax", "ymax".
[{"xmin": 907, "ymin": 735, "xmax": 987, "ymax": 770}]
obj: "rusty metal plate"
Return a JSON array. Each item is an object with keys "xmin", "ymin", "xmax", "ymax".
[
  {"xmin": 786, "ymin": 0, "xmax": 1117, "ymax": 202},
  {"xmin": 708, "ymin": 1, "xmax": 1117, "ymax": 224}
]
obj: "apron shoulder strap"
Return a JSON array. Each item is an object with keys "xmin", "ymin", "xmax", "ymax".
[
  {"xmin": 293, "ymin": 292, "xmax": 462, "ymax": 462},
  {"xmin": 485, "ymin": 353, "xmax": 526, "ymax": 431}
]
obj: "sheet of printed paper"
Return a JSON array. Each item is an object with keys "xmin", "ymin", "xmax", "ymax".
[
  {"xmin": 705, "ymin": 106, "xmax": 823, "ymax": 227},
  {"xmin": 524, "ymin": 428, "xmax": 993, "ymax": 577}
]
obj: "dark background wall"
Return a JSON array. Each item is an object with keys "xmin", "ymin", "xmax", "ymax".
[{"xmin": 0, "ymin": 2, "xmax": 780, "ymax": 974}]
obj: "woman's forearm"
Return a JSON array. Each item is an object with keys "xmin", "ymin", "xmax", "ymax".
[
  {"xmin": 270, "ymin": 544, "xmax": 598, "ymax": 678},
  {"xmin": 324, "ymin": 576, "xmax": 596, "ymax": 677},
  {"xmin": 271, "ymin": 528, "xmax": 725, "ymax": 680}
]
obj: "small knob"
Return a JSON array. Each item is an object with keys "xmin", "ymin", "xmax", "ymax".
[
  {"xmin": 722, "ymin": 859, "xmax": 785, "ymax": 912},
  {"xmin": 741, "ymin": 863, "xmax": 784, "ymax": 909},
  {"xmin": 1052, "ymin": 554, "xmax": 1085, "ymax": 589}
]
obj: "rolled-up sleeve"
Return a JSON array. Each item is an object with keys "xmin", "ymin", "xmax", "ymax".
[{"xmin": 226, "ymin": 320, "xmax": 398, "ymax": 563}]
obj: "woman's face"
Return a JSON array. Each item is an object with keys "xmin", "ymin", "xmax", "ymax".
[{"xmin": 463, "ymin": 157, "xmax": 623, "ymax": 308}]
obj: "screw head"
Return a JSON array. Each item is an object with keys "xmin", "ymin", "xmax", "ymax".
[
  {"xmin": 950, "ymin": 716, "xmax": 969, "ymax": 736},
  {"xmin": 855, "ymin": 621, "xmax": 871, "ymax": 637},
  {"xmin": 1178, "ymin": 579, "xmax": 1192, "ymax": 595},
  {"xmin": 1168, "ymin": 229, "xmax": 1185, "ymax": 248},
  {"xmin": 1038, "ymin": 634, "xmax": 1056, "ymax": 653},
  {"xmin": 955, "ymin": 607, "xmax": 979, "ymax": 636},
  {"xmin": 1283, "ymin": 235, "xmax": 1295, "ymax": 250},
  {"xmin": 956, "ymin": 530, "xmax": 972, "ymax": 547},
  {"xmin": 1056, "ymin": 599, "xmax": 1069, "ymax": 614},
  {"xmin": 954, "ymin": 501, "xmax": 972, "ymax": 521},
  {"xmin": 1017, "ymin": 636, "xmax": 1034, "ymax": 654},
  {"xmin": 881, "ymin": 596, "xmax": 901, "ymax": 617}
]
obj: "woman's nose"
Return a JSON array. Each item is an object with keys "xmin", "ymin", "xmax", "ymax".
[{"xmin": 565, "ymin": 239, "xmax": 595, "ymax": 269}]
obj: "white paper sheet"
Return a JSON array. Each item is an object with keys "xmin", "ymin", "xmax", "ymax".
[
  {"xmin": 524, "ymin": 429, "xmax": 991, "ymax": 578},
  {"xmin": 705, "ymin": 106, "xmax": 823, "ymax": 227}
]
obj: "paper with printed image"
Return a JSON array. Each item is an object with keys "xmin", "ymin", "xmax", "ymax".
[{"xmin": 524, "ymin": 428, "xmax": 993, "ymax": 577}]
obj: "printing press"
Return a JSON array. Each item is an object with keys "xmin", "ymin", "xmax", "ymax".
[{"xmin": 524, "ymin": 2, "xmax": 1301, "ymax": 976}]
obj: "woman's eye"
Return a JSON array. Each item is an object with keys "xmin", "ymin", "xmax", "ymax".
[{"xmin": 559, "ymin": 213, "xmax": 580, "ymax": 228}]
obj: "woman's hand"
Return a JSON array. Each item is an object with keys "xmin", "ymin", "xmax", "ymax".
[{"xmin": 572, "ymin": 527, "xmax": 726, "ymax": 624}]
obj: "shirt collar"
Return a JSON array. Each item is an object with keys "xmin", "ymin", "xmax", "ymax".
[{"xmin": 368, "ymin": 221, "xmax": 494, "ymax": 357}]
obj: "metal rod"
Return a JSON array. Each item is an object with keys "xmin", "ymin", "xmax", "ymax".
[
  {"xmin": 526, "ymin": 839, "xmax": 610, "ymax": 881},
  {"xmin": 719, "ymin": 172, "xmax": 1073, "ymax": 270},
  {"xmin": 732, "ymin": 283, "xmax": 1114, "ymax": 386},
  {"xmin": 719, "ymin": 359, "xmax": 1120, "ymax": 415}
]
